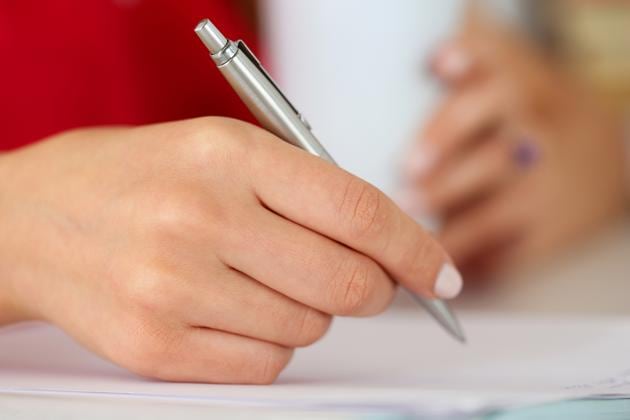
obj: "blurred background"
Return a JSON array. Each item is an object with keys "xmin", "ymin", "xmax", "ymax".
[
  {"xmin": 263, "ymin": 0, "xmax": 523, "ymax": 194},
  {"xmin": 259, "ymin": 0, "xmax": 630, "ymax": 314}
]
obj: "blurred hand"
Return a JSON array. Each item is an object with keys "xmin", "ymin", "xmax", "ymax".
[
  {"xmin": 0, "ymin": 117, "xmax": 461, "ymax": 383},
  {"xmin": 401, "ymin": 12, "xmax": 627, "ymax": 277}
]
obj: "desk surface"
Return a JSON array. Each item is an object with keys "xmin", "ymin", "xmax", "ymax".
[{"xmin": 3, "ymin": 310, "xmax": 630, "ymax": 419}]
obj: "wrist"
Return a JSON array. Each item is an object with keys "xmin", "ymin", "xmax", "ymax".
[{"xmin": 0, "ymin": 151, "xmax": 32, "ymax": 325}]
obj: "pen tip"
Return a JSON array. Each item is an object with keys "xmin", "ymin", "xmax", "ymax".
[
  {"xmin": 438, "ymin": 306, "xmax": 466, "ymax": 343},
  {"xmin": 438, "ymin": 307, "xmax": 467, "ymax": 344},
  {"xmin": 451, "ymin": 323, "xmax": 467, "ymax": 344},
  {"xmin": 410, "ymin": 294, "xmax": 467, "ymax": 344}
]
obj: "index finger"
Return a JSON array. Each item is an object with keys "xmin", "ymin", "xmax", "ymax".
[
  {"xmin": 422, "ymin": 85, "xmax": 502, "ymax": 163},
  {"xmin": 248, "ymin": 127, "xmax": 463, "ymax": 300}
]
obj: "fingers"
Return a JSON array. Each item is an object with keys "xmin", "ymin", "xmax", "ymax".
[
  {"xmin": 409, "ymin": 85, "xmax": 503, "ymax": 178},
  {"xmin": 417, "ymin": 136, "xmax": 516, "ymax": 214},
  {"xmin": 439, "ymin": 195, "xmax": 525, "ymax": 265},
  {"xmin": 185, "ymin": 267, "xmax": 332, "ymax": 348},
  {"xmin": 429, "ymin": 40, "xmax": 481, "ymax": 86},
  {"xmin": 217, "ymin": 206, "xmax": 396, "ymax": 316},
  {"xmin": 247, "ymin": 133, "xmax": 462, "ymax": 300},
  {"xmin": 130, "ymin": 326, "xmax": 294, "ymax": 384},
  {"xmin": 431, "ymin": 0, "xmax": 522, "ymax": 85},
  {"xmin": 429, "ymin": 13, "xmax": 498, "ymax": 86}
]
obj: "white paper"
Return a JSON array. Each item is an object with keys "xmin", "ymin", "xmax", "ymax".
[{"xmin": 2, "ymin": 310, "xmax": 630, "ymax": 416}]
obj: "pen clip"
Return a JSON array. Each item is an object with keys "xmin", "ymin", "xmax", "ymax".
[{"xmin": 236, "ymin": 41, "xmax": 312, "ymax": 130}]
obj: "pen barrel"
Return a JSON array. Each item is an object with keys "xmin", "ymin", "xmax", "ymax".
[
  {"xmin": 196, "ymin": 19, "xmax": 464, "ymax": 343},
  {"xmin": 217, "ymin": 49, "xmax": 336, "ymax": 165}
]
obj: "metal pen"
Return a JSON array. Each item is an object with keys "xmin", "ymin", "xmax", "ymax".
[{"xmin": 195, "ymin": 18, "xmax": 465, "ymax": 343}]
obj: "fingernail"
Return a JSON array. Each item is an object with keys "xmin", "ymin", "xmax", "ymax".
[
  {"xmin": 404, "ymin": 145, "xmax": 436, "ymax": 179},
  {"xmin": 438, "ymin": 46, "xmax": 471, "ymax": 80},
  {"xmin": 434, "ymin": 263, "xmax": 463, "ymax": 299}
]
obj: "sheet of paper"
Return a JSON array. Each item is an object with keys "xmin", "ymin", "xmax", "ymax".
[{"xmin": 2, "ymin": 309, "xmax": 630, "ymax": 416}]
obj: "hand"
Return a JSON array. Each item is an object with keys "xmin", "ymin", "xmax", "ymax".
[
  {"xmin": 0, "ymin": 117, "xmax": 461, "ymax": 384},
  {"xmin": 400, "ymin": 12, "xmax": 627, "ymax": 276}
]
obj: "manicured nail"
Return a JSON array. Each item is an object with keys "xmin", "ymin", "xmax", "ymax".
[
  {"xmin": 439, "ymin": 45, "xmax": 471, "ymax": 80},
  {"xmin": 434, "ymin": 263, "xmax": 463, "ymax": 299}
]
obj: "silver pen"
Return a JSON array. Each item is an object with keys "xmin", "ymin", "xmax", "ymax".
[{"xmin": 195, "ymin": 19, "xmax": 465, "ymax": 343}]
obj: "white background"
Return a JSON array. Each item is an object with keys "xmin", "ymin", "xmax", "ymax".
[{"xmin": 262, "ymin": 0, "xmax": 463, "ymax": 195}]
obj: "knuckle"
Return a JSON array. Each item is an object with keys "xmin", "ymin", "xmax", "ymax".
[
  {"xmin": 176, "ymin": 117, "xmax": 250, "ymax": 170},
  {"xmin": 397, "ymin": 236, "xmax": 435, "ymax": 279},
  {"xmin": 339, "ymin": 178, "xmax": 388, "ymax": 240},
  {"xmin": 292, "ymin": 308, "xmax": 332, "ymax": 347},
  {"xmin": 147, "ymin": 195, "xmax": 208, "ymax": 241},
  {"xmin": 122, "ymin": 268, "xmax": 174, "ymax": 315},
  {"xmin": 329, "ymin": 258, "xmax": 374, "ymax": 315}
]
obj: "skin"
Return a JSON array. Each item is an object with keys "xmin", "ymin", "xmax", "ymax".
[
  {"xmin": 401, "ymin": 11, "xmax": 628, "ymax": 277},
  {"xmin": 0, "ymin": 117, "xmax": 456, "ymax": 384}
]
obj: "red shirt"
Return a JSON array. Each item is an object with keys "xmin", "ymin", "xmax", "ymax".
[{"xmin": 0, "ymin": 0, "xmax": 257, "ymax": 151}]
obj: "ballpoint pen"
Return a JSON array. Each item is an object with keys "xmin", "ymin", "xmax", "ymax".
[{"xmin": 194, "ymin": 18, "xmax": 465, "ymax": 343}]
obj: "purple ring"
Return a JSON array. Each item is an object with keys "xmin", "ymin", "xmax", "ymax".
[{"xmin": 512, "ymin": 138, "xmax": 540, "ymax": 169}]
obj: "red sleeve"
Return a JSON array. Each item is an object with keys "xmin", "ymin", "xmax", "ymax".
[{"xmin": 0, "ymin": 0, "xmax": 258, "ymax": 150}]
